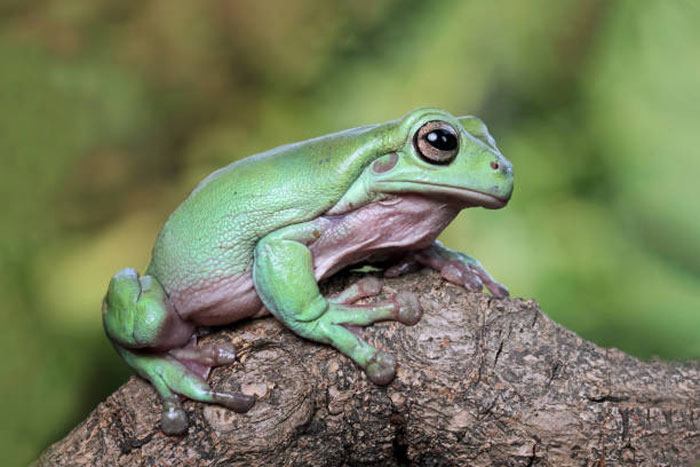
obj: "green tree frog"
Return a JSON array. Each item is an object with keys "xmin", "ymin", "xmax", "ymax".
[{"xmin": 102, "ymin": 107, "xmax": 514, "ymax": 435}]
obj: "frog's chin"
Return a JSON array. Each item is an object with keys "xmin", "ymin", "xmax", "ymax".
[{"xmin": 383, "ymin": 180, "xmax": 508, "ymax": 209}]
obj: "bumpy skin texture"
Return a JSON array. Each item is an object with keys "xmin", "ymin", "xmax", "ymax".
[{"xmin": 102, "ymin": 107, "xmax": 514, "ymax": 435}]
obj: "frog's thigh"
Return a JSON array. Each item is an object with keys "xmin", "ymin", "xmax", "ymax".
[{"xmin": 253, "ymin": 226, "xmax": 398, "ymax": 384}]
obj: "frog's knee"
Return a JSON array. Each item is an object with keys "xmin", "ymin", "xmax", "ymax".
[
  {"xmin": 103, "ymin": 268, "xmax": 192, "ymax": 349},
  {"xmin": 104, "ymin": 267, "xmax": 141, "ymax": 310}
]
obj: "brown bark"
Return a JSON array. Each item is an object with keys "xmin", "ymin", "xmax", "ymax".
[{"xmin": 38, "ymin": 270, "xmax": 699, "ymax": 466}]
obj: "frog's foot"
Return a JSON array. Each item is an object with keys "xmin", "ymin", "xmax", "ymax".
[
  {"xmin": 388, "ymin": 242, "xmax": 509, "ymax": 297},
  {"xmin": 315, "ymin": 309, "xmax": 398, "ymax": 385},
  {"xmin": 169, "ymin": 339, "xmax": 238, "ymax": 380},
  {"xmin": 308, "ymin": 281, "xmax": 422, "ymax": 385},
  {"xmin": 418, "ymin": 245, "xmax": 508, "ymax": 297},
  {"xmin": 103, "ymin": 268, "xmax": 254, "ymax": 435},
  {"xmin": 330, "ymin": 276, "xmax": 383, "ymax": 304},
  {"xmin": 116, "ymin": 345, "xmax": 255, "ymax": 435},
  {"xmin": 329, "ymin": 277, "xmax": 423, "ymax": 326}
]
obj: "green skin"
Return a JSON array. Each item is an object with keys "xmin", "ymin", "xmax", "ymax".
[{"xmin": 102, "ymin": 107, "xmax": 514, "ymax": 435}]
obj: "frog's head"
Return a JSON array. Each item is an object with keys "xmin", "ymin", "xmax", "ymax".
[{"xmin": 371, "ymin": 107, "xmax": 513, "ymax": 209}]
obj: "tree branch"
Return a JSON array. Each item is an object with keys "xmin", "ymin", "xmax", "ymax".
[{"xmin": 38, "ymin": 270, "xmax": 699, "ymax": 466}]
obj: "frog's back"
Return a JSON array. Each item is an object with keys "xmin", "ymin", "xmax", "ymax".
[{"xmin": 145, "ymin": 123, "xmax": 392, "ymax": 321}]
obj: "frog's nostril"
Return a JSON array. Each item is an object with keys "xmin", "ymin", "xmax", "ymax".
[{"xmin": 490, "ymin": 160, "xmax": 500, "ymax": 171}]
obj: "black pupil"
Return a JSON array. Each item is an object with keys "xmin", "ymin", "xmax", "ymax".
[{"xmin": 425, "ymin": 129, "xmax": 457, "ymax": 151}]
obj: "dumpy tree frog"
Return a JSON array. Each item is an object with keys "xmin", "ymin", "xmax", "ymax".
[{"xmin": 103, "ymin": 107, "xmax": 514, "ymax": 435}]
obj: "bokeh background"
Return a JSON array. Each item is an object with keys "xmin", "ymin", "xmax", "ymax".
[{"xmin": 1, "ymin": 0, "xmax": 699, "ymax": 464}]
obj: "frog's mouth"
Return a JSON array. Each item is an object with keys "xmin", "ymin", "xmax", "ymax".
[{"xmin": 384, "ymin": 180, "xmax": 509, "ymax": 209}]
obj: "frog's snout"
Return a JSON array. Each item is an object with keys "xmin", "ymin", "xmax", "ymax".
[
  {"xmin": 488, "ymin": 155, "xmax": 514, "ymax": 205},
  {"xmin": 490, "ymin": 156, "xmax": 512, "ymax": 176}
]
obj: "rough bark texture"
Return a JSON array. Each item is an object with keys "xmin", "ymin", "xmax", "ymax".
[{"xmin": 38, "ymin": 269, "xmax": 699, "ymax": 466}]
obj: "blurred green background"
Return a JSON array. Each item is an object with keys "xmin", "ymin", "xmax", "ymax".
[{"xmin": 1, "ymin": 0, "xmax": 699, "ymax": 464}]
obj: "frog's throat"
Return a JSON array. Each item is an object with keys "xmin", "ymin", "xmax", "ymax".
[{"xmin": 382, "ymin": 180, "xmax": 508, "ymax": 209}]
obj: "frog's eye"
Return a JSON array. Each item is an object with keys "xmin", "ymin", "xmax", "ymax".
[{"xmin": 414, "ymin": 121, "xmax": 459, "ymax": 164}]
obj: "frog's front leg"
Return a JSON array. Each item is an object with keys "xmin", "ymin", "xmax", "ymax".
[
  {"xmin": 254, "ymin": 224, "xmax": 422, "ymax": 385},
  {"xmin": 385, "ymin": 241, "xmax": 509, "ymax": 297},
  {"xmin": 103, "ymin": 269, "xmax": 255, "ymax": 435}
]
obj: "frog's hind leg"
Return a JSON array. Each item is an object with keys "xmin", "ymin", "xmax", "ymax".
[
  {"xmin": 115, "ymin": 345, "xmax": 254, "ymax": 435},
  {"xmin": 103, "ymin": 268, "xmax": 254, "ymax": 435}
]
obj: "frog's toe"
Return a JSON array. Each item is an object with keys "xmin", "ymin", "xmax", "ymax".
[
  {"xmin": 169, "ymin": 342, "xmax": 237, "ymax": 369},
  {"xmin": 214, "ymin": 391, "xmax": 256, "ymax": 413},
  {"xmin": 161, "ymin": 400, "xmax": 188, "ymax": 436},
  {"xmin": 468, "ymin": 263, "xmax": 509, "ymax": 297},
  {"xmin": 485, "ymin": 280, "xmax": 509, "ymax": 298},
  {"xmin": 441, "ymin": 261, "xmax": 483, "ymax": 292},
  {"xmin": 213, "ymin": 343, "xmax": 237, "ymax": 365},
  {"xmin": 331, "ymin": 276, "xmax": 383, "ymax": 304},
  {"xmin": 384, "ymin": 257, "xmax": 420, "ymax": 278},
  {"xmin": 115, "ymin": 345, "xmax": 254, "ymax": 435},
  {"xmin": 365, "ymin": 351, "xmax": 396, "ymax": 385},
  {"xmin": 164, "ymin": 368, "xmax": 256, "ymax": 415},
  {"xmin": 357, "ymin": 276, "xmax": 382, "ymax": 296},
  {"xmin": 394, "ymin": 291, "xmax": 422, "ymax": 326}
]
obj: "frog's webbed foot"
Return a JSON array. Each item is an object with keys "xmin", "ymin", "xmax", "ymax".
[
  {"xmin": 321, "ymin": 278, "xmax": 422, "ymax": 384},
  {"xmin": 117, "ymin": 346, "xmax": 255, "ymax": 435},
  {"xmin": 388, "ymin": 242, "xmax": 509, "ymax": 298},
  {"xmin": 103, "ymin": 268, "xmax": 255, "ymax": 435},
  {"xmin": 315, "ymin": 292, "xmax": 419, "ymax": 385},
  {"xmin": 328, "ymin": 277, "xmax": 423, "ymax": 327},
  {"xmin": 168, "ymin": 339, "xmax": 238, "ymax": 379},
  {"xmin": 315, "ymin": 278, "xmax": 419, "ymax": 384}
]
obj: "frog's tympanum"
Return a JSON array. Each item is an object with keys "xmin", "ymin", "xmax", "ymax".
[{"xmin": 102, "ymin": 108, "xmax": 514, "ymax": 434}]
